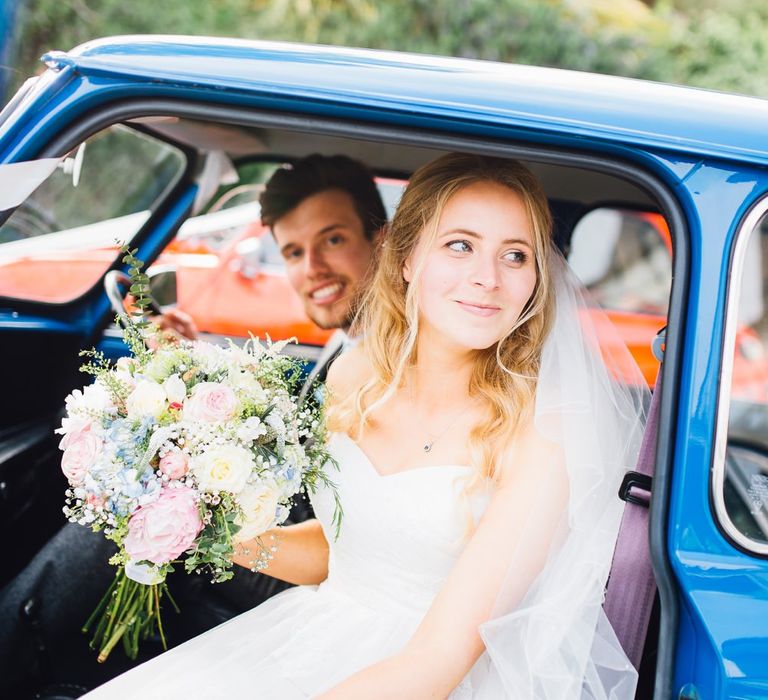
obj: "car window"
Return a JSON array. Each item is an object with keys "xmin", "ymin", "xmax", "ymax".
[
  {"xmin": 569, "ymin": 208, "xmax": 671, "ymax": 316},
  {"xmin": 567, "ymin": 207, "xmax": 671, "ymax": 386},
  {"xmin": 0, "ymin": 124, "xmax": 186, "ymax": 303},
  {"xmin": 716, "ymin": 208, "xmax": 768, "ymax": 551}
]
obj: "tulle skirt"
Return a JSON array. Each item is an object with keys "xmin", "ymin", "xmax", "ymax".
[{"xmin": 83, "ymin": 582, "xmax": 470, "ymax": 699}]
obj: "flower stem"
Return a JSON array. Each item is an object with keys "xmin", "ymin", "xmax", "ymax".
[{"xmin": 85, "ymin": 567, "xmax": 170, "ymax": 662}]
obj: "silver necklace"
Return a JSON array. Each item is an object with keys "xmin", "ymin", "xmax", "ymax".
[{"xmin": 421, "ymin": 403, "xmax": 476, "ymax": 453}]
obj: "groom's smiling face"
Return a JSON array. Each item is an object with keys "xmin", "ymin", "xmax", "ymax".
[{"xmin": 273, "ymin": 189, "xmax": 376, "ymax": 332}]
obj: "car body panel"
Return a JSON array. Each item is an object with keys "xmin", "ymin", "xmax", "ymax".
[
  {"xmin": 661, "ymin": 160, "xmax": 768, "ymax": 698},
  {"xmin": 44, "ymin": 37, "xmax": 768, "ymax": 167},
  {"xmin": 1, "ymin": 36, "xmax": 768, "ymax": 699}
]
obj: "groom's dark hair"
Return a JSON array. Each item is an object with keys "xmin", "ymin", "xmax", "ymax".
[{"xmin": 259, "ymin": 154, "xmax": 386, "ymax": 240}]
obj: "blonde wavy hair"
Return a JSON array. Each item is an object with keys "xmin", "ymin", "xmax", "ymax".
[{"xmin": 327, "ymin": 152, "xmax": 556, "ymax": 490}]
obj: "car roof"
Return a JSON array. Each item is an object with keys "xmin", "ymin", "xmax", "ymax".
[{"xmin": 57, "ymin": 35, "xmax": 768, "ymax": 166}]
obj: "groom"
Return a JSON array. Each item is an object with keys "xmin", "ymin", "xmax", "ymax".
[{"xmin": 0, "ymin": 154, "xmax": 386, "ymax": 696}]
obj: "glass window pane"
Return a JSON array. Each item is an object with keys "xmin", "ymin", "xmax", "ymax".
[
  {"xmin": 569, "ymin": 208, "xmax": 671, "ymax": 387},
  {"xmin": 722, "ymin": 211, "xmax": 768, "ymax": 546},
  {"xmin": 569, "ymin": 208, "xmax": 671, "ymax": 315},
  {"xmin": 0, "ymin": 125, "xmax": 186, "ymax": 303}
]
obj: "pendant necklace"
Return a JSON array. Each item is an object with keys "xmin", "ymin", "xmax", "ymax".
[{"xmin": 421, "ymin": 403, "xmax": 476, "ymax": 453}]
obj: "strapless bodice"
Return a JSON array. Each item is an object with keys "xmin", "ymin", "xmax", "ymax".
[{"xmin": 311, "ymin": 432, "xmax": 476, "ymax": 615}]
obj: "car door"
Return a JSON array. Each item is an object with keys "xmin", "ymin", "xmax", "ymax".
[
  {"xmin": 663, "ymin": 159, "xmax": 768, "ymax": 699},
  {"xmin": 0, "ymin": 94, "xmax": 193, "ymax": 584}
]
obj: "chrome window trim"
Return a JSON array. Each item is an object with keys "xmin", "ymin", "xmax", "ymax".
[{"xmin": 712, "ymin": 194, "xmax": 768, "ymax": 555}]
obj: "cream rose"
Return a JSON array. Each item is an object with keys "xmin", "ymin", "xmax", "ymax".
[
  {"xmin": 163, "ymin": 374, "xmax": 187, "ymax": 404},
  {"xmin": 191, "ymin": 445, "xmax": 253, "ymax": 493},
  {"xmin": 184, "ymin": 382, "xmax": 238, "ymax": 422},
  {"xmin": 126, "ymin": 380, "xmax": 167, "ymax": 419},
  {"xmin": 233, "ymin": 482, "xmax": 281, "ymax": 542}
]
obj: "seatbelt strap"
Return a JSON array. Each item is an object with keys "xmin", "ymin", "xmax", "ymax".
[
  {"xmin": 298, "ymin": 330, "xmax": 347, "ymax": 405},
  {"xmin": 604, "ymin": 362, "xmax": 663, "ymax": 670}
]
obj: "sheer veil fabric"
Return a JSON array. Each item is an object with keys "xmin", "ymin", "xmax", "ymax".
[{"xmin": 470, "ymin": 250, "xmax": 648, "ymax": 699}]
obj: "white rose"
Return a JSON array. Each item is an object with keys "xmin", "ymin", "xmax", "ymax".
[
  {"xmin": 125, "ymin": 380, "xmax": 167, "ymax": 418},
  {"xmin": 191, "ymin": 445, "xmax": 254, "ymax": 493},
  {"xmin": 233, "ymin": 482, "xmax": 281, "ymax": 542},
  {"xmin": 227, "ymin": 370, "xmax": 267, "ymax": 403},
  {"xmin": 163, "ymin": 374, "xmax": 187, "ymax": 404}
]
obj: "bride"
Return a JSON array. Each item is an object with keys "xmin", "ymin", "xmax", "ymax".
[{"xmin": 85, "ymin": 153, "xmax": 647, "ymax": 699}]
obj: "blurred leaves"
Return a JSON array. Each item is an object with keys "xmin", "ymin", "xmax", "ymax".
[{"xmin": 8, "ymin": 0, "xmax": 768, "ymax": 97}]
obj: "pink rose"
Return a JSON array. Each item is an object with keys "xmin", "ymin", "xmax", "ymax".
[
  {"xmin": 58, "ymin": 418, "xmax": 94, "ymax": 450},
  {"xmin": 184, "ymin": 382, "xmax": 238, "ymax": 422},
  {"xmin": 124, "ymin": 487, "xmax": 202, "ymax": 565},
  {"xmin": 61, "ymin": 431, "xmax": 103, "ymax": 485},
  {"xmin": 159, "ymin": 451, "xmax": 189, "ymax": 480}
]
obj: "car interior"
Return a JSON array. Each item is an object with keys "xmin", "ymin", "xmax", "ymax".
[{"xmin": 0, "ymin": 107, "xmax": 680, "ymax": 695}]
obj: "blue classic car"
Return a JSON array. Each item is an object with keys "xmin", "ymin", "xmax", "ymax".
[{"xmin": 1, "ymin": 36, "xmax": 768, "ymax": 699}]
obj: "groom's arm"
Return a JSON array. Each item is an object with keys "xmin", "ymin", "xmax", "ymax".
[{"xmin": 231, "ymin": 519, "xmax": 329, "ymax": 586}]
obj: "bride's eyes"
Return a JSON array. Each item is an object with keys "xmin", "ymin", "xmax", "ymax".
[
  {"xmin": 446, "ymin": 239, "xmax": 472, "ymax": 254},
  {"xmin": 445, "ymin": 239, "xmax": 529, "ymax": 266},
  {"xmin": 503, "ymin": 250, "xmax": 529, "ymax": 266}
]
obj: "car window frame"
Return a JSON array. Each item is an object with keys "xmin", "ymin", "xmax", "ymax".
[{"xmin": 711, "ymin": 193, "xmax": 768, "ymax": 557}]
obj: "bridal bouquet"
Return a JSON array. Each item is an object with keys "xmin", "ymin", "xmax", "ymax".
[{"xmin": 56, "ymin": 250, "xmax": 338, "ymax": 662}]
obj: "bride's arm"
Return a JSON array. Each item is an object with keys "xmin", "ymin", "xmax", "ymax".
[
  {"xmin": 232, "ymin": 519, "xmax": 329, "ymax": 585},
  {"xmin": 317, "ymin": 426, "xmax": 569, "ymax": 700}
]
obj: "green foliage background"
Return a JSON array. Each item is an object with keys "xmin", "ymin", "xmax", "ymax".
[{"xmin": 7, "ymin": 0, "xmax": 768, "ymax": 98}]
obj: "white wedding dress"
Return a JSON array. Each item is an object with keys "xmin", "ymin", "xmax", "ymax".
[{"xmin": 85, "ymin": 432, "xmax": 486, "ymax": 699}]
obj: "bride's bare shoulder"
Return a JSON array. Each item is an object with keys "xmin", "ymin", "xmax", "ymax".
[{"xmin": 325, "ymin": 343, "xmax": 371, "ymax": 398}]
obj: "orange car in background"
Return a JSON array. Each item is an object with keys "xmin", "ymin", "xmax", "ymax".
[
  {"xmin": 2, "ymin": 194, "xmax": 767, "ymax": 398},
  {"xmin": 569, "ymin": 207, "xmax": 768, "ymax": 397}
]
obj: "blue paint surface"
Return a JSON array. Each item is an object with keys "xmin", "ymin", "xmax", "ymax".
[{"xmin": 1, "ymin": 36, "xmax": 768, "ymax": 698}]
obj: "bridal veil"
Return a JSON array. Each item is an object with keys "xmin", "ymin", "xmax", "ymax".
[{"xmin": 472, "ymin": 249, "xmax": 649, "ymax": 699}]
